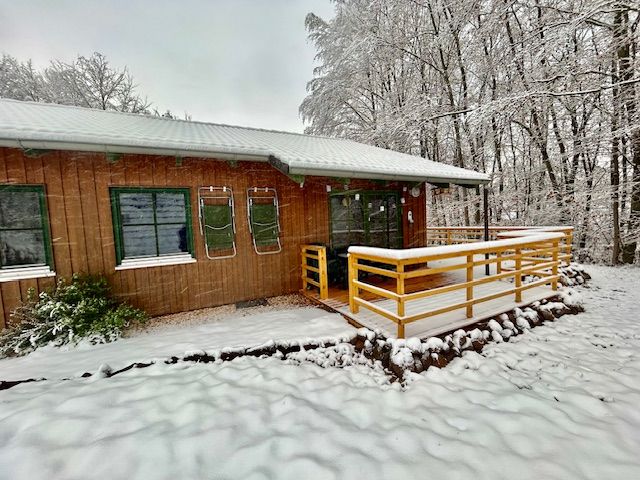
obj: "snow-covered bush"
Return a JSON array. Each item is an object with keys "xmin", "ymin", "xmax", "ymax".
[{"xmin": 0, "ymin": 274, "xmax": 146, "ymax": 358}]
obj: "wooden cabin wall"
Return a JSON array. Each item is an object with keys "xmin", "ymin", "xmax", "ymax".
[{"xmin": 0, "ymin": 147, "xmax": 427, "ymax": 326}]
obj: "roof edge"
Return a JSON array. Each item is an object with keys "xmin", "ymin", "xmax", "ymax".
[
  {"xmin": 287, "ymin": 165, "xmax": 490, "ymax": 185},
  {"xmin": 0, "ymin": 139, "xmax": 270, "ymax": 163}
]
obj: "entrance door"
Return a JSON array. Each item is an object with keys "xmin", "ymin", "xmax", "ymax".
[
  {"xmin": 365, "ymin": 192, "xmax": 402, "ymax": 248},
  {"xmin": 329, "ymin": 190, "xmax": 402, "ymax": 249}
]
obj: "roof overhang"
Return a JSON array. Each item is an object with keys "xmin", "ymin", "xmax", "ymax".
[
  {"xmin": 0, "ymin": 138, "xmax": 490, "ymax": 186},
  {"xmin": 269, "ymin": 156, "xmax": 490, "ymax": 186},
  {"xmin": 0, "ymin": 138, "xmax": 271, "ymax": 163}
]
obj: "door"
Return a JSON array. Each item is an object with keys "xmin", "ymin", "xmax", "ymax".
[{"xmin": 329, "ymin": 191, "xmax": 402, "ymax": 249}]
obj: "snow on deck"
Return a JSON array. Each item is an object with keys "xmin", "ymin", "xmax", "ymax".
[
  {"xmin": 330, "ymin": 255, "xmax": 558, "ymax": 338},
  {"xmin": 0, "ymin": 306, "xmax": 355, "ymax": 381},
  {"xmin": 0, "ymin": 266, "xmax": 639, "ymax": 479}
]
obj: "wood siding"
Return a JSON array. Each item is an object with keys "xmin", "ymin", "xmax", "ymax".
[{"xmin": 0, "ymin": 147, "xmax": 427, "ymax": 326}]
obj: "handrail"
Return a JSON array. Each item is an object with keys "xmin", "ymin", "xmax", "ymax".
[
  {"xmin": 301, "ymin": 245, "xmax": 328, "ymax": 300},
  {"xmin": 426, "ymin": 226, "xmax": 573, "ymax": 265},
  {"xmin": 347, "ymin": 232, "xmax": 563, "ymax": 338}
]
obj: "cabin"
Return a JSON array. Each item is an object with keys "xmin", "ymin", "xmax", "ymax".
[{"xmin": 0, "ymin": 99, "xmax": 571, "ymax": 338}]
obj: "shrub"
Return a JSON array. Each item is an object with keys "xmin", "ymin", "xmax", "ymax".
[{"xmin": 0, "ymin": 274, "xmax": 146, "ymax": 358}]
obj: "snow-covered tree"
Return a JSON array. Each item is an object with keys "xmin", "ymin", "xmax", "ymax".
[
  {"xmin": 302, "ymin": 0, "xmax": 640, "ymax": 264},
  {"xmin": 1, "ymin": 52, "xmax": 151, "ymax": 114}
]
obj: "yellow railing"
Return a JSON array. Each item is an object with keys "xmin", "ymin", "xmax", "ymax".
[
  {"xmin": 348, "ymin": 232, "xmax": 563, "ymax": 338},
  {"xmin": 301, "ymin": 245, "xmax": 328, "ymax": 300},
  {"xmin": 426, "ymin": 226, "xmax": 573, "ymax": 265}
]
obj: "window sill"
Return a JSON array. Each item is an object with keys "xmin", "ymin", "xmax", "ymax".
[
  {"xmin": 115, "ymin": 255, "xmax": 196, "ymax": 271},
  {"xmin": 0, "ymin": 266, "xmax": 56, "ymax": 283}
]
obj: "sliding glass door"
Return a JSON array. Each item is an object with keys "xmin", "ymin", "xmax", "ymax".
[{"xmin": 330, "ymin": 191, "xmax": 402, "ymax": 249}]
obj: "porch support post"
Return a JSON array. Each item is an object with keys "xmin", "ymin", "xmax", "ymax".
[
  {"xmin": 348, "ymin": 253, "xmax": 359, "ymax": 314},
  {"xmin": 483, "ymin": 184, "xmax": 490, "ymax": 275}
]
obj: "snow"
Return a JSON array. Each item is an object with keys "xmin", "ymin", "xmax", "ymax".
[
  {"xmin": 0, "ymin": 99, "xmax": 489, "ymax": 184},
  {"xmin": 0, "ymin": 306, "xmax": 355, "ymax": 381},
  {"xmin": 1, "ymin": 265, "xmax": 640, "ymax": 479},
  {"xmin": 348, "ymin": 231, "xmax": 564, "ymax": 260}
]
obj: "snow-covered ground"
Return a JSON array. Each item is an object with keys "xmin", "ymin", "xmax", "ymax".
[
  {"xmin": 1, "ymin": 265, "xmax": 640, "ymax": 479},
  {"xmin": 0, "ymin": 307, "xmax": 355, "ymax": 381}
]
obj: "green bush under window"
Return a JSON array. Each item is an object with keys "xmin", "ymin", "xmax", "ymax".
[{"xmin": 0, "ymin": 274, "xmax": 147, "ymax": 358}]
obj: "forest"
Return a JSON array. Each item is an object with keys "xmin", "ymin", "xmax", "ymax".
[{"xmin": 300, "ymin": 0, "xmax": 640, "ymax": 264}]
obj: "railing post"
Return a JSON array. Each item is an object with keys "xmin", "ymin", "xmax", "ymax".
[
  {"xmin": 319, "ymin": 247, "xmax": 328, "ymax": 300},
  {"xmin": 552, "ymin": 240, "xmax": 559, "ymax": 290},
  {"xmin": 515, "ymin": 248, "xmax": 522, "ymax": 302},
  {"xmin": 466, "ymin": 254, "xmax": 473, "ymax": 318},
  {"xmin": 397, "ymin": 263, "xmax": 405, "ymax": 318},
  {"xmin": 301, "ymin": 246, "xmax": 308, "ymax": 291},
  {"xmin": 496, "ymin": 251, "xmax": 502, "ymax": 274},
  {"xmin": 447, "ymin": 230, "xmax": 452, "ymax": 245},
  {"xmin": 397, "ymin": 322, "xmax": 405, "ymax": 339},
  {"xmin": 348, "ymin": 253, "xmax": 359, "ymax": 314}
]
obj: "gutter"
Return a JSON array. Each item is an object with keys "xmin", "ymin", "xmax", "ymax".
[
  {"xmin": 0, "ymin": 138, "xmax": 271, "ymax": 163},
  {"xmin": 284, "ymin": 164, "xmax": 490, "ymax": 186}
]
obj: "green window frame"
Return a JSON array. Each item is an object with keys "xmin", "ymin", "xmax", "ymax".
[
  {"xmin": 330, "ymin": 190, "xmax": 402, "ymax": 249},
  {"xmin": 0, "ymin": 184, "xmax": 54, "ymax": 270},
  {"xmin": 110, "ymin": 187, "xmax": 194, "ymax": 264}
]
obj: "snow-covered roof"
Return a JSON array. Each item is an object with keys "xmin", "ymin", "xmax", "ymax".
[{"xmin": 0, "ymin": 99, "xmax": 489, "ymax": 185}]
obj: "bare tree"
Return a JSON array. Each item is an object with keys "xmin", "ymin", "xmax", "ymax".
[
  {"xmin": 1, "ymin": 52, "xmax": 152, "ymax": 114},
  {"xmin": 44, "ymin": 52, "xmax": 151, "ymax": 113}
]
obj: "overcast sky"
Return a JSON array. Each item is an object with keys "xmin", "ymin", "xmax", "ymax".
[{"xmin": 0, "ymin": 0, "xmax": 334, "ymax": 132}]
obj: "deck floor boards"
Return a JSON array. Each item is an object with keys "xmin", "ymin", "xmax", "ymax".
[{"xmin": 306, "ymin": 255, "xmax": 558, "ymax": 338}]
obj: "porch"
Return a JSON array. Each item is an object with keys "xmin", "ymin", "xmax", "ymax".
[{"xmin": 301, "ymin": 227, "xmax": 572, "ymax": 338}]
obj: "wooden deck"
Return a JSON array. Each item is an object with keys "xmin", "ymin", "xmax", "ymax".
[{"xmin": 305, "ymin": 255, "xmax": 557, "ymax": 338}]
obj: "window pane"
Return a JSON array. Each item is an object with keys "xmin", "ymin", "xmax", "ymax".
[
  {"xmin": 330, "ymin": 196, "xmax": 348, "ymax": 231},
  {"xmin": 331, "ymin": 195, "xmax": 364, "ymax": 246},
  {"xmin": 156, "ymin": 193, "xmax": 186, "ymax": 224},
  {"xmin": 350, "ymin": 199, "xmax": 364, "ymax": 227},
  {"xmin": 119, "ymin": 193, "xmax": 154, "ymax": 225},
  {"xmin": 0, "ymin": 190, "xmax": 42, "ymax": 229},
  {"xmin": 332, "ymin": 232, "xmax": 350, "ymax": 249},
  {"xmin": 368, "ymin": 196, "xmax": 388, "ymax": 247},
  {"xmin": 348, "ymin": 230, "xmax": 365, "ymax": 246},
  {"xmin": 0, "ymin": 230, "xmax": 46, "ymax": 266},
  {"xmin": 122, "ymin": 225, "xmax": 157, "ymax": 257},
  {"xmin": 157, "ymin": 224, "xmax": 188, "ymax": 254},
  {"xmin": 387, "ymin": 194, "xmax": 401, "ymax": 247}
]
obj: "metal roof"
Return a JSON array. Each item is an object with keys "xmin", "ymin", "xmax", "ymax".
[{"xmin": 0, "ymin": 99, "xmax": 489, "ymax": 185}]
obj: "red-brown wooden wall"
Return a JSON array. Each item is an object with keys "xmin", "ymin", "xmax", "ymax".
[{"xmin": 0, "ymin": 147, "xmax": 427, "ymax": 327}]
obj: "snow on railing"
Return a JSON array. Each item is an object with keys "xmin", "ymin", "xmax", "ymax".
[
  {"xmin": 347, "ymin": 231, "xmax": 564, "ymax": 338},
  {"xmin": 426, "ymin": 226, "xmax": 573, "ymax": 265}
]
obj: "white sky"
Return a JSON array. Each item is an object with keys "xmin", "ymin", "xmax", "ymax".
[{"xmin": 0, "ymin": 0, "xmax": 334, "ymax": 132}]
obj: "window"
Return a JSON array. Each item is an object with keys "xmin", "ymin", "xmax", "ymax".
[
  {"xmin": 330, "ymin": 191, "xmax": 402, "ymax": 249},
  {"xmin": 330, "ymin": 194, "xmax": 364, "ymax": 248},
  {"xmin": 110, "ymin": 187, "xmax": 194, "ymax": 265},
  {"xmin": 0, "ymin": 185, "xmax": 53, "ymax": 271}
]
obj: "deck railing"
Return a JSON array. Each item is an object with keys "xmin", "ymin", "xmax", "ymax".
[
  {"xmin": 348, "ymin": 232, "xmax": 564, "ymax": 338},
  {"xmin": 426, "ymin": 226, "xmax": 573, "ymax": 265},
  {"xmin": 301, "ymin": 245, "xmax": 329, "ymax": 300}
]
